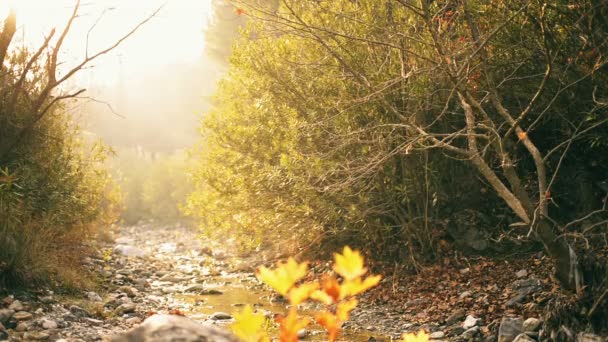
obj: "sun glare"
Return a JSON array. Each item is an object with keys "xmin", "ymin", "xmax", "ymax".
[{"xmin": 0, "ymin": 0, "xmax": 212, "ymax": 84}]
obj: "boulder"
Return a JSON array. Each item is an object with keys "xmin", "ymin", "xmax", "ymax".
[
  {"xmin": 109, "ymin": 314, "xmax": 241, "ymax": 342},
  {"xmin": 498, "ymin": 317, "xmax": 524, "ymax": 342}
]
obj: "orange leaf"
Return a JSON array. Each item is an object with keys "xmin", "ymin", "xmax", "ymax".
[
  {"xmin": 256, "ymin": 258, "xmax": 308, "ymax": 296},
  {"xmin": 235, "ymin": 8, "xmax": 245, "ymax": 15},
  {"xmin": 315, "ymin": 311, "xmax": 340, "ymax": 342},
  {"xmin": 334, "ymin": 246, "xmax": 367, "ymax": 280},
  {"xmin": 277, "ymin": 308, "xmax": 310, "ymax": 342}
]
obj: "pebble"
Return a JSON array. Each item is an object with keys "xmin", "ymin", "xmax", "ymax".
[
  {"xmin": 523, "ymin": 318, "xmax": 541, "ymax": 332},
  {"xmin": 8, "ymin": 301, "xmax": 24, "ymax": 312},
  {"xmin": 41, "ymin": 318, "xmax": 58, "ymax": 329},
  {"xmin": 0, "ymin": 322, "xmax": 8, "ymax": 340},
  {"xmin": 515, "ymin": 269, "xmax": 528, "ymax": 279},
  {"xmin": 430, "ymin": 331, "xmax": 445, "ymax": 339},
  {"xmin": 125, "ymin": 317, "xmax": 142, "ymax": 325},
  {"xmin": 115, "ymin": 303, "xmax": 137, "ymax": 315},
  {"xmin": 462, "ymin": 315, "xmax": 480, "ymax": 329},
  {"xmin": 23, "ymin": 331, "xmax": 50, "ymax": 340},
  {"xmin": 462, "ymin": 326, "xmax": 480, "ymax": 339},
  {"xmin": 211, "ymin": 312, "xmax": 232, "ymax": 320},
  {"xmin": 15, "ymin": 322, "xmax": 28, "ymax": 332},
  {"xmin": 0, "ymin": 309, "xmax": 14, "ymax": 324},
  {"xmin": 512, "ymin": 333, "xmax": 535, "ymax": 342},
  {"xmin": 87, "ymin": 292, "xmax": 103, "ymax": 302},
  {"xmin": 13, "ymin": 311, "xmax": 33, "ymax": 321}
]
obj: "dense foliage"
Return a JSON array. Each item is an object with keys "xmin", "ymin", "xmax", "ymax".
[
  {"xmin": 112, "ymin": 149, "xmax": 193, "ymax": 225},
  {"xmin": 188, "ymin": 0, "xmax": 607, "ymax": 297}
]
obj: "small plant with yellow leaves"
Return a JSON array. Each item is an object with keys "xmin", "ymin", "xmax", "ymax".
[{"xmin": 231, "ymin": 246, "xmax": 388, "ymax": 342}]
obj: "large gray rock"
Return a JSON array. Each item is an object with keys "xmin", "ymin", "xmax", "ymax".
[
  {"xmin": 498, "ymin": 317, "xmax": 524, "ymax": 342},
  {"xmin": 110, "ymin": 314, "xmax": 240, "ymax": 342}
]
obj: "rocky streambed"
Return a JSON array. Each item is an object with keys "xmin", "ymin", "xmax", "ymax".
[
  {"xmin": 1, "ymin": 224, "xmax": 605, "ymax": 342},
  {"xmin": 0, "ymin": 224, "xmax": 391, "ymax": 341}
]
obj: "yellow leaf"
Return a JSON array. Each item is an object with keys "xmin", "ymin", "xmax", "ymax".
[
  {"xmin": 336, "ymin": 298, "xmax": 358, "ymax": 321},
  {"xmin": 277, "ymin": 308, "xmax": 310, "ymax": 342},
  {"xmin": 333, "ymin": 246, "xmax": 367, "ymax": 280},
  {"xmin": 340, "ymin": 274, "xmax": 382, "ymax": 298},
  {"xmin": 402, "ymin": 330, "xmax": 430, "ymax": 342},
  {"xmin": 288, "ymin": 282, "xmax": 319, "ymax": 305},
  {"xmin": 231, "ymin": 305, "xmax": 270, "ymax": 342},
  {"xmin": 256, "ymin": 258, "xmax": 308, "ymax": 296},
  {"xmin": 310, "ymin": 289, "xmax": 334, "ymax": 305}
]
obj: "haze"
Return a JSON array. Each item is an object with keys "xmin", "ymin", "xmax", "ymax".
[{"xmin": 2, "ymin": 0, "xmax": 222, "ymax": 151}]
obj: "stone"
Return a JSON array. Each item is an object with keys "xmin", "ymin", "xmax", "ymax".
[
  {"xmin": 114, "ymin": 245, "xmax": 147, "ymax": 257},
  {"xmin": 515, "ymin": 270, "xmax": 528, "ymax": 279},
  {"xmin": 446, "ymin": 310, "xmax": 466, "ymax": 325},
  {"xmin": 0, "ymin": 309, "xmax": 14, "ymax": 324},
  {"xmin": 15, "ymin": 322, "xmax": 28, "ymax": 332},
  {"xmin": 41, "ymin": 318, "xmax": 58, "ymax": 329},
  {"xmin": 8, "ymin": 300, "xmax": 24, "ymax": 312},
  {"xmin": 87, "ymin": 292, "xmax": 103, "ymax": 302},
  {"xmin": 13, "ymin": 311, "xmax": 33, "ymax": 321},
  {"xmin": 430, "ymin": 331, "xmax": 446, "ymax": 339},
  {"xmin": 577, "ymin": 333, "xmax": 604, "ymax": 342},
  {"xmin": 297, "ymin": 329, "xmax": 308, "ymax": 339},
  {"xmin": 512, "ymin": 333, "xmax": 535, "ymax": 342},
  {"xmin": 498, "ymin": 317, "xmax": 524, "ymax": 342},
  {"xmin": 38, "ymin": 296, "xmax": 54, "ymax": 304},
  {"xmin": 522, "ymin": 318, "xmax": 541, "ymax": 332},
  {"xmin": 69, "ymin": 305, "xmax": 90, "ymax": 318},
  {"xmin": 463, "ymin": 315, "xmax": 480, "ymax": 329},
  {"xmin": 115, "ymin": 303, "xmax": 136, "ymax": 315},
  {"xmin": 83, "ymin": 318, "xmax": 104, "ymax": 326},
  {"xmin": 462, "ymin": 326, "xmax": 480, "ymax": 340},
  {"xmin": 118, "ymin": 286, "xmax": 139, "ymax": 298},
  {"xmin": 109, "ymin": 314, "xmax": 241, "ymax": 341},
  {"xmin": 23, "ymin": 331, "xmax": 50, "ymax": 340},
  {"xmin": 0, "ymin": 322, "xmax": 8, "ymax": 340},
  {"xmin": 125, "ymin": 317, "xmax": 142, "ymax": 325},
  {"xmin": 211, "ymin": 312, "xmax": 232, "ymax": 320}
]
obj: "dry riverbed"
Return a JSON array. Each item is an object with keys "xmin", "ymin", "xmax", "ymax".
[{"xmin": 0, "ymin": 224, "xmax": 396, "ymax": 341}]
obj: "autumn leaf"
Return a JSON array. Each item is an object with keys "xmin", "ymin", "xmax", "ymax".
[
  {"xmin": 288, "ymin": 282, "xmax": 319, "ymax": 305},
  {"xmin": 256, "ymin": 258, "xmax": 308, "ymax": 296},
  {"xmin": 336, "ymin": 298, "xmax": 358, "ymax": 321},
  {"xmin": 334, "ymin": 246, "xmax": 367, "ymax": 280},
  {"xmin": 277, "ymin": 308, "xmax": 310, "ymax": 342},
  {"xmin": 315, "ymin": 311, "xmax": 340, "ymax": 342},
  {"xmin": 402, "ymin": 330, "xmax": 430, "ymax": 342},
  {"xmin": 235, "ymin": 8, "xmax": 245, "ymax": 15},
  {"xmin": 310, "ymin": 289, "xmax": 334, "ymax": 305},
  {"xmin": 340, "ymin": 274, "xmax": 382, "ymax": 298},
  {"xmin": 231, "ymin": 305, "xmax": 269, "ymax": 342}
]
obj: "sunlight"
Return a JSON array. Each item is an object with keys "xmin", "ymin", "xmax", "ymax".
[{"xmin": 0, "ymin": 0, "xmax": 212, "ymax": 84}]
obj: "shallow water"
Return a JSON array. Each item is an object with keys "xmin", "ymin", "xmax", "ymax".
[{"xmin": 175, "ymin": 275, "xmax": 387, "ymax": 341}]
